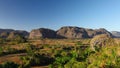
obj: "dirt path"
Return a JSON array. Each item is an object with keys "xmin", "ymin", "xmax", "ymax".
[
  {"xmin": 0, "ymin": 53, "xmax": 26, "ymax": 64},
  {"xmin": 0, "ymin": 53, "xmax": 48, "ymax": 68}
]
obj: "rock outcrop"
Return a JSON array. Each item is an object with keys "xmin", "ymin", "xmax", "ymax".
[
  {"xmin": 7, "ymin": 31, "xmax": 22, "ymax": 39},
  {"xmin": 111, "ymin": 31, "xmax": 120, "ymax": 38},
  {"xmin": 90, "ymin": 34, "xmax": 112, "ymax": 50},
  {"xmin": 85, "ymin": 29, "xmax": 96, "ymax": 38},
  {"xmin": 85, "ymin": 28, "xmax": 113, "ymax": 38},
  {"xmin": 57, "ymin": 26, "xmax": 89, "ymax": 39},
  {"xmin": 6, "ymin": 31, "xmax": 27, "ymax": 42},
  {"xmin": 29, "ymin": 28, "xmax": 57, "ymax": 39}
]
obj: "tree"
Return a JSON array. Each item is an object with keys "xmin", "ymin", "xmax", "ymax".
[{"xmin": 2, "ymin": 62, "xmax": 19, "ymax": 68}]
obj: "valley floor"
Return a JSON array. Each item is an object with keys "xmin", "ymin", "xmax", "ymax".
[{"xmin": 0, "ymin": 38, "xmax": 120, "ymax": 68}]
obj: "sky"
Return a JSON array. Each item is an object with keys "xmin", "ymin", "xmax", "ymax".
[{"xmin": 0, "ymin": 0, "xmax": 120, "ymax": 31}]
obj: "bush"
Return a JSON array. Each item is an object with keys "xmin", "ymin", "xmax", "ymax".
[
  {"xmin": 21, "ymin": 52, "xmax": 53, "ymax": 66},
  {"xmin": 2, "ymin": 62, "xmax": 19, "ymax": 68},
  {"xmin": 86, "ymin": 45, "xmax": 120, "ymax": 68},
  {"xmin": 65, "ymin": 58, "xmax": 87, "ymax": 68},
  {"xmin": 0, "ymin": 38, "xmax": 6, "ymax": 44}
]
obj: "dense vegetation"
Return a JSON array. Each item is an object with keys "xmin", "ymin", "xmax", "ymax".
[{"xmin": 0, "ymin": 37, "xmax": 120, "ymax": 68}]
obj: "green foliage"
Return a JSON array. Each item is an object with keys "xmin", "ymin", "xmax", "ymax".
[
  {"xmin": 1, "ymin": 38, "xmax": 120, "ymax": 68},
  {"xmin": 7, "ymin": 34, "xmax": 27, "ymax": 44},
  {"xmin": 21, "ymin": 44, "xmax": 53, "ymax": 67},
  {"xmin": 0, "ymin": 46, "xmax": 23, "ymax": 56},
  {"xmin": 25, "ymin": 44, "xmax": 36, "ymax": 56},
  {"xmin": 2, "ymin": 62, "xmax": 19, "ymax": 68},
  {"xmin": 76, "ymin": 41, "xmax": 82, "ymax": 46},
  {"xmin": 0, "ymin": 47, "xmax": 3, "ymax": 55},
  {"xmin": 49, "ymin": 45, "xmax": 92, "ymax": 68},
  {"xmin": 15, "ymin": 35, "xmax": 27, "ymax": 43},
  {"xmin": 86, "ymin": 45, "xmax": 120, "ymax": 68},
  {"xmin": 65, "ymin": 58, "xmax": 87, "ymax": 68},
  {"xmin": 21, "ymin": 53, "xmax": 52, "ymax": 66},
  {"xmin": 0, "ymin": 38, "xmax": 6, "ymax": 44},
  {"xmin": 20, "ymin": 56, "xmax": 31, "ymax": 66}
]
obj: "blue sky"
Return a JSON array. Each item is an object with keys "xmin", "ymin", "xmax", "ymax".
[{"xmin": 0, "ymin": 0, "xmax": 120, "ymax": 31}]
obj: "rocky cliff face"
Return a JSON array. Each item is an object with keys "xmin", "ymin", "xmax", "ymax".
[
  {"xmin": 29, "ymin": 28, "xmax": 56, "ymax": 39},
  {"xmin": 29, "ymin": 26, "xmax": 113, "ymax": 39},
  {"xmin": 90, "ymin": 34, "xmax": 112, "ymax": 50},
  {"xmin": 111, "ymin": 31, "xmax": 120, "ymax": 38},
  {"xmin": 7, "ymin": 31, "xmax": 24, "ymax": 39},
  {"xmin": 86, "ymin": 28, "xmax": 113, "ymax": 38},
  {"xmin": 0, "ymin": 27, "xmax": 114, "ymax": 39},
  {"xmin": 57, "ymin": 26, "xmax": 89, "ymax": 39}
]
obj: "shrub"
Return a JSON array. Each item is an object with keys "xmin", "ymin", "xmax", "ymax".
[
  {"xmin": 86, "ymin": 45, "xmax": 120, "ymax": 68},
  {"xmin": 65, "ymin": 58, "xmax": 87, "ymax": 68},
  {"xmin": 7, "ymin": 34, "xmax": 27, "ymax": 44},
  {"xmin": 2, "ymin": 62, "xmax": 19, "ymax": 68},
  {"xmin": 0, "ymin": 38, "xmax": 6, "ymax": 44},
  {"xmin": 0, "ymin": 47, "xmax": 3, "ymax": 55}
]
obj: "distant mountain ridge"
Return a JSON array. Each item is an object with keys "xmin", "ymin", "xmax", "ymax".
[
  {"xmin": 1, "ymin": 26, "xmax": 120, "ymax": 39},
  {"xmin": 0, "ymin": 29, "xmax": 29, "ymax": 39},
  {"xmin": 29, "ymin": 26, "xmax": 114, "ymax": 39},
  {"xmin": 85, "ymin": 28, "xmax": 113, "ymax": 38}
]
